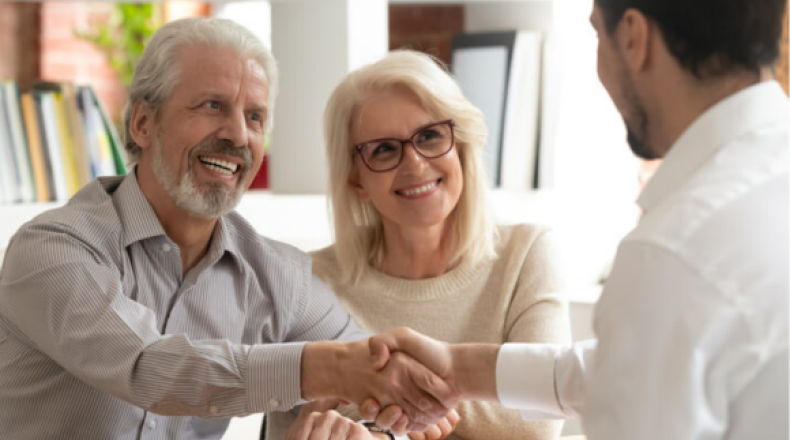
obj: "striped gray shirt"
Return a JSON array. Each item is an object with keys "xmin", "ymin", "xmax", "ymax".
[{"xmin": 0, "ymin": 172, "xmax": 366, "ymax": 440}]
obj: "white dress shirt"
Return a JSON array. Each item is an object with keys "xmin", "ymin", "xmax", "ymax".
[{"xmin": 496, "ymin": 80, "xmax": 789, "ymax": 440}]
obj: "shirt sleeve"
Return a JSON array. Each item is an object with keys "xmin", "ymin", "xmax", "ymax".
[
  {"xmin": 582, "ymin": 241, "xmax": 751, "ymax": 440},
  {"xmin": 0, "ymin": 222, "xmax": 315, "ymax": 419},
  {"xmin": 497, "ymin": 339, "xmax": 595, "ymax": 419}
]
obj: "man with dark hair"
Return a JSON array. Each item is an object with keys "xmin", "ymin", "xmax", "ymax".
[{"xmin": 365, "ymin": 1, "xmax": 789, "ymax": 439}]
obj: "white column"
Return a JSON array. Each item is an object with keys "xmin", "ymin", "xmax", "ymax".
[{"xmin": 269, "ymin": 0, "xmax": 388, "ymax": 194}]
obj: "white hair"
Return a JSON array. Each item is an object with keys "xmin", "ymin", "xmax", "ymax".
[
  {"xmin": 123, "ymin": 17, "xmax": 278, "ymax": 165},
  {"xmin": 324, "ymin": 50, "xmax": 498, "ymax": 284}
]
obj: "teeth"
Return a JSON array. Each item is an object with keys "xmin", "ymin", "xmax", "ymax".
[
  {"xmin": 205, "ymin": 163, "xmax": 234, "ymax": 176},
  {"xmin": 400, "ymin": 181, "xmax": 438, "ymax": 196},
  {"xmin": 200, "ymin": 156, "xmax": 239, "ymax": 173}
]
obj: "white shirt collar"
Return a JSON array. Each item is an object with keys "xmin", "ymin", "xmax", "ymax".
[{"xmin": 638, "ymin": 80, "xmax": 789, "ymax": 212}]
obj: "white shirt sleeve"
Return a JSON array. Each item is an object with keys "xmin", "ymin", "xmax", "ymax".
[{"xmin": 496, "ymin": 340, "xmax": 595, "ymax": 420}]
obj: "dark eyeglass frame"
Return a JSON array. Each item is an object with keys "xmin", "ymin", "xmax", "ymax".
[{"xmin": 354, "ymin": 119, "xmax": 456, "ymax": 173}]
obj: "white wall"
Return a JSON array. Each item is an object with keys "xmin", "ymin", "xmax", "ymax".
[
  {"xmin": 464, "ymin": 0, "xmax": 553, "ymax": 33},
  {"xmin": 268, "ymin": 0, "xmax": 388, "ymax": 194}
]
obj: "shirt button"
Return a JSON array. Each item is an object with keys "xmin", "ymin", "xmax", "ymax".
[
  {"xmin": 209, "ymin": 405, "xmax": 220, "ymax": 416},
  {"xmin": 148, "ymin": 420, "xmax": 157, "ymax": 430},
  {"xmin": 162, "ymin": 244, "xmax": 172, "ymax": 252},
  {"xmin": 269, "ymin": 397, "xmax": 281, "ymax": 408}
]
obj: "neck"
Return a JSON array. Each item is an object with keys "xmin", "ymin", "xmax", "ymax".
[
  {"xmin": 136, "ymin": 164, "xmax": 216, "ymax": 276},
  {"xmin": 649, "ymin": 68, "xmax": 770, "ymax": 157},
  {"xmin": 377, "ymin": 219, "xmax": 455, "ymax": 279}
]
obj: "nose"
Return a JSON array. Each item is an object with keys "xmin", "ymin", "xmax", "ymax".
[
  {"xmin": 399, "ymin": 141, "xmax": 428, "ymax": 173},
  {"xmin": 217, "ymin": 109, "xmax": 248, "ymax": 148}
]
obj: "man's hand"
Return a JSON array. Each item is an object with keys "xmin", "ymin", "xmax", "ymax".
[
  {"xmin": 359, "ymin": 399, "xmax": 460, "ymax": 439},
  {"xmin": 301, "ymin": 339, "xmax": 459, "ymax": 428},
  {"xmin": 286, "ymin": 406, "xmax": 384, "ymax": 440},
  {"xmin": 368, "ymin": 327, "xmax": 500, "ymax": 401}
]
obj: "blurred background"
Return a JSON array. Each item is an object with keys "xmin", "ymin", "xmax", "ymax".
[{"xmin": 0, "ymin": 1, "xmax": 787, "ymax": 437}]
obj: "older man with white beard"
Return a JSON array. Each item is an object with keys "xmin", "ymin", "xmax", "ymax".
[{"xmin": 0, "ymin": 18, "xmax": 457, "ymax": 440}]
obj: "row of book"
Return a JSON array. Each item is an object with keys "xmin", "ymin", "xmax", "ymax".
[{"xmin": 0, "ymin": 80, "xmax": 127, "ymax": 204}]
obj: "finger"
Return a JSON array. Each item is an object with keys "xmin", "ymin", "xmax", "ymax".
[
  {"xmin": 290, "ymin": 412, "xmax": 318, "ymax": 440},
  {"xmin": 436, "ymin": 418, "xmax": 452, "ymax": 438},
  {"xmin": 446, "ymin": 409, "xmax": 460, "ymax": 428},
  {"xmin": 358, "ymin": 398, "xmax": 381, "ymax": 420},
  {"xmin": 405, "ymin": 421, "xmax": 429, "ymax": 433},
  {"xmin": 423, "ymin": 425, "xmax": 442, "ymax": 440},
  {"xmin": 401, "ymin": 366, "xmax": 450, "ymax": 423},
  {"xmin": 392, "ymin": 414, "xmax": 410, "ymax": 435},
  {"xmin": 408, "ymin": 432, "xmax": 426, "ymax": 440},
  {"xmin": 349, "ymin": 423, "xmax": 369, "ymax": 440},
  {"xmin": 369, "ymin": 335, "xmax": 395, "ymax": 371},
  {"xmin": 311, "ymin": 412, "xmax": 338, "ymax": 440},
  {"xmin": 328, "ymin": 416, "xmax": 351, "ymax": 440},
  {"xmin": 408, "ymin": 364, "xmax": 458, "ymax": 411},
  {"xmin": 373, "ymin": 404, "xmax": 402, "ymax": 430}
]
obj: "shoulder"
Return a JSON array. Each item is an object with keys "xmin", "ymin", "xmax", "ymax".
[
  {"xmin": 495, "ymin": 223, "xmax": 556, "ymax": 258},
  {"xmin": 9, "ymin": 181, "xmax": 123, "ymax": 266},
  {"xmin": 221, "ymin": 211, "xmax": 313, "ymax": 275},
  {"xmin": 308, "ymin": 245, "xmax": 342, "ymax": 284}
]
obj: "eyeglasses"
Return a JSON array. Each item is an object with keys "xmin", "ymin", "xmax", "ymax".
[{"xmin": 354, "ymin": 119, "xmax": 455, "ymax": 172}]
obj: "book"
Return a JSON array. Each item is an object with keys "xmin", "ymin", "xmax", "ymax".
[
  {"xmin": 0, "ymin": 86, "xmax": 19, "ymax": 203},
  {"xmin": 85, "ymin": 86, "xmax": 126, "ymax": 174},
  {"xmin": 20, "ymin": 93, "xmax": 50, "ymax": 202},
  {"xmin": 38, "ymin": 91, "xmax": 69, "ymax": 201},
  {"xmin": 33, "ymin": 91, "xmax": 57, "ymax": 201},
  {"xmin": 3, "ymin": 81, "xmax": 35, "ymax": 202},
  {"xmin": 52, "ymin": 92, "xmax": 80, "ymax": 196},
  {"xmin": 61, "ymin": 83, "xmax": 91, "ymax": 187}
]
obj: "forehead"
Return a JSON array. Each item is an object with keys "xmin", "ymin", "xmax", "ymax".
[
  {"xmin": 352, "ymin": 87, "xmax": 434, "ymax": 142},
  {"xmin": 173, "ymin": 45, "xmax": 269, "ymax": 102}
]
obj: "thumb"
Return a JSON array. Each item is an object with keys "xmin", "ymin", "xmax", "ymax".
[{"xmin": 369, "ymin": 334, "xmax": 397, "ymax": 371}]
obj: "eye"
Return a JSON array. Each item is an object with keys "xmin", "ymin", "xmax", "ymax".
[
  {"xmin": 205, "ymin": 100, "xmax": 221, "ymax": 111},
  {"xmin": 373, "ymin": 142, "xmax": 398, "ymax": 155},
  {"xmin": 249, "ymin": 112, "xmax": 262, "ymax": 122},
  {"xmin": 418, "ymin": 129, "xmax": 441, "ymax": 142}
]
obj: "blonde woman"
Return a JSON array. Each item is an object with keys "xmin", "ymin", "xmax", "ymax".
[{"xmin": 269, "ymin": 50, "xmax": 571, "ymax": 440}]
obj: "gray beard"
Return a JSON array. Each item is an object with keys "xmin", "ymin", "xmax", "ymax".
[{"xmin": 151, "ymin": 139, "xmax": 244, "ymax": 219}]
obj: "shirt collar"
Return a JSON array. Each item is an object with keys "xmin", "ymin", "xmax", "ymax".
[
  {"xmin": 638, "ymin": 80, "xmax": 789, "ymax": 212},
  {"xmin": 114, "ymin": 170, "xmax": 168, "ymax": 248},
  {"xmin": 113, "ymin": 169, "xmax": 240, "ymax": 261}
]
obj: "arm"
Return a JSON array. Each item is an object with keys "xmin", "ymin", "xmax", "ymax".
[{"xmin": 0, "ymin": 223, "xmax": 293, "ymax": 418}]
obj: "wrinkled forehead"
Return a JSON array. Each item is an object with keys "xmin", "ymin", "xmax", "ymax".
[{"xmin": 171, "ymin": 45, "xmax": 269, "ymax": 104}]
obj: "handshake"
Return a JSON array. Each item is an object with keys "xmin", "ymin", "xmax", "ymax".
[{"xmin": 299, "ymin": 328, "xmax": 500, "ymax": 438}]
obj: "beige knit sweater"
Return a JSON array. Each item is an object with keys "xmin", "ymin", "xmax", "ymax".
[{"xmin": 267, "ymin": 224, "xmax": 571, "ymax": 440}]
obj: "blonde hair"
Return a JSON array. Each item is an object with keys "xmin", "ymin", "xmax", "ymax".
[
  {"xmin": 124, "ymin": 18, "xmax": 278, "ymax": 165},
  {"xmin": 324, "ymin": 50, "xmax": 498, "ymax": 284}
]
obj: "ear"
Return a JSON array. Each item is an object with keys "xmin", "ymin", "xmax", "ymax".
[
  {"xmin": 616, "ymin": 8, "xmax": 651, "ymax": 73},
  {"xmin": 129, "ymin": 101, "xmax": 155, "ymax": 151},
  {"xmin": 348, "ymin": 166, "xmax": 371, "ymax": 203}
]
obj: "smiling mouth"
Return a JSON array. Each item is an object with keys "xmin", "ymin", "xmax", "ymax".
[
  {"xmin": 395, "ymin": 178, "xmax": 442, "ymax": 196},
  {"xmin": 198, "ymin": 156, "xmax": 240, "ymax": 176}
]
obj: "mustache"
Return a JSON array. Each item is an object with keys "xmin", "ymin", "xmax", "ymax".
[{"xmin": 189, "ymin": 138, "xmax": 252, "ymax": 170}]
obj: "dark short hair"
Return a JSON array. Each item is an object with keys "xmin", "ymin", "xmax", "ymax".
[{"xmin": 595, "ymin": 0, "xmax": 787, "ymax": 79}]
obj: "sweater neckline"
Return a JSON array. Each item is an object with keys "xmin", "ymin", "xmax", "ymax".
[{"xmin": 360, "ymin": 257, "xmax": 491, "ymax": 301}]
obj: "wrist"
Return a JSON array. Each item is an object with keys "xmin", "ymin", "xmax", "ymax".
[
  {"xmin": 301, "ymin": 341, "xmax": 346, "ymax": 400},
  {"xmin": 450, "ymin": 343, "xmax": 500, "ymax": 401}
]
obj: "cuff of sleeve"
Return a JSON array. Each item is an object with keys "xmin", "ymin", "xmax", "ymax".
[
  {"xmin": 248, "ymin": 342, "xmax": 306, "ymax": 413},
  {"xmin": 496, "ymin": 343, "xmax": 566, "ymax": 418}
]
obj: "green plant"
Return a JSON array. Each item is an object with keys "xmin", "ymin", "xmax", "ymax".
[{"xmin": 75, "ymin": 4, "xmax": 162, "ymax": 87}]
